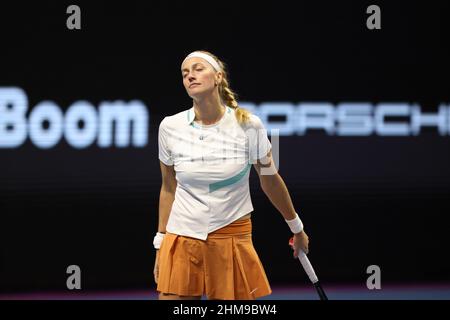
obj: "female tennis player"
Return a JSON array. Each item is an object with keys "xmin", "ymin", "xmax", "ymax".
[{"xmin": 153, "ymin": 50, "xmax": 309, "ymax": 300}]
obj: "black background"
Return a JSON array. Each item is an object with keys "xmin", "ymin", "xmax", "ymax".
[{"xmin": 1, "ymin": 0, "xmax": 449, "ymax": 293}]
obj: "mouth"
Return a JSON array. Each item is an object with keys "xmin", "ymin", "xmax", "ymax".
[{"xmin": 189, "ymin": 83, "xmax": 201, "ymax": 88}]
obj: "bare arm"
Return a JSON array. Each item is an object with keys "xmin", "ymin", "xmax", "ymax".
[
  {"xmin": 253, "ymin": 150, "xmax": 309, "ymax": 256},
  {"xmin": 154, "ymin": 161, "xmax": 177, "ymax": 284},
  {"xmin": 253, "ymin": 150, "xmax": 297, "ymax": 221},
  {"xmin": 158, "ymin": 161, "xmax": 177, "ymax": 233}
]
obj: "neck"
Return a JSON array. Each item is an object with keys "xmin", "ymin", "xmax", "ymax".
[{"xmin": 192, "ymin": 93, "xmax": 225, "ymax": 125}]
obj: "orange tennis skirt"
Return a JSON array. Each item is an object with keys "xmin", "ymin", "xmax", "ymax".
[{"xmin": 156, "ymin": 218, "xmax": 272, "ymax": 300}]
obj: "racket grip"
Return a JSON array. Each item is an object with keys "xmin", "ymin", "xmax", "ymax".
[{"xmin": 298, "ymin": 251, "xmax": 319, "ymax": 284}]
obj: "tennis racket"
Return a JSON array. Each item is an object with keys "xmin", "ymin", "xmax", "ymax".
[{"xmin": 289, "ymin": 236, "xmax": 328, "ymax": 300}]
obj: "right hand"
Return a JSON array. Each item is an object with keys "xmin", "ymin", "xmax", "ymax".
[{"xmin": 154, "ymin": 250, "xmax": 160, "ymax": 284}]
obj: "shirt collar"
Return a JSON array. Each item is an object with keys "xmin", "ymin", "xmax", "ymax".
[
  {"xmin": 186, "ymin": 105, "xmax": 231, "ymax": 125},
  {"xmin": 187, "ymin": 107, "xmax": 195, "ymax": 124}
]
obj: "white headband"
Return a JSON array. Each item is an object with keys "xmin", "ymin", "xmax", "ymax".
[{"xmin": 182, "ymin": 51, "xmax": 221, "ymax": 72}]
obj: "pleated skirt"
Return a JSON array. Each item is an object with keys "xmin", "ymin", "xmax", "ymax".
[{"xmin": 156, "ymin": 218, "xmax": 272, "ymax": 300}]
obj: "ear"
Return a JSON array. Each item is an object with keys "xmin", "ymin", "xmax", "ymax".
[{"xmin": 215, "ymin": 71, "xmax": 223, "ymax": 85}]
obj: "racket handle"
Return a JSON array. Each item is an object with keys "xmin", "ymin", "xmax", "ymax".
[
  {"xmin": 314, "ymin": 281, "xmax": 328, "ymax": 300},
  {"xmin": 297, "ymin": 251, "xmax": 319, "ymax": 284},
  {"xmin": 289, "ymin": 237, "xmax": 328, "ymax": 300}
]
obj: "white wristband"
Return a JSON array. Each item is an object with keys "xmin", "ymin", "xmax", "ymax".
[
  {"xmin": 153, "ymin": 232, "xmax": 165, "ymax": 249},
  {"xmin": 285, "ymin": 213, "xmax": 304, "ymax": 234}
]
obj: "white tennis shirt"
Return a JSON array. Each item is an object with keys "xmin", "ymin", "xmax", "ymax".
[{"xmin": 158, "ymin": 105, "xmax": 272, "ymax": 240}]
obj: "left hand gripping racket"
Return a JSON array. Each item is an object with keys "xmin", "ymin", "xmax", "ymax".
[{"xmin": 289, "ymin": 236, "xmax": 328, "ymax": 300}]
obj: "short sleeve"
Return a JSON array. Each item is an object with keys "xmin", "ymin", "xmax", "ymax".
[
  {"xmin": 158, "ymin": 118, "xmax": 173, "ymax": 166},
  {"xmin": 247, "ymin": 115, "xmax": 272, "ymax": 162}
]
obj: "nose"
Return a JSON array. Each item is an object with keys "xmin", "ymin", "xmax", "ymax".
[{"xmin": 188, "ymin": 74, "xmax": 196, "ymax": 82}]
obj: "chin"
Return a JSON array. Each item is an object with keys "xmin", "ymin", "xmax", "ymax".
[{"xmin": 189, "ymin": 89, "xmax": 211, "ymax": 99}]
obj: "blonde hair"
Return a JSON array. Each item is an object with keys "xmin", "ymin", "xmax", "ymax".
[{"xmin": 195, "ymin": 50, "xmax": 251, "ymax": 124}]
